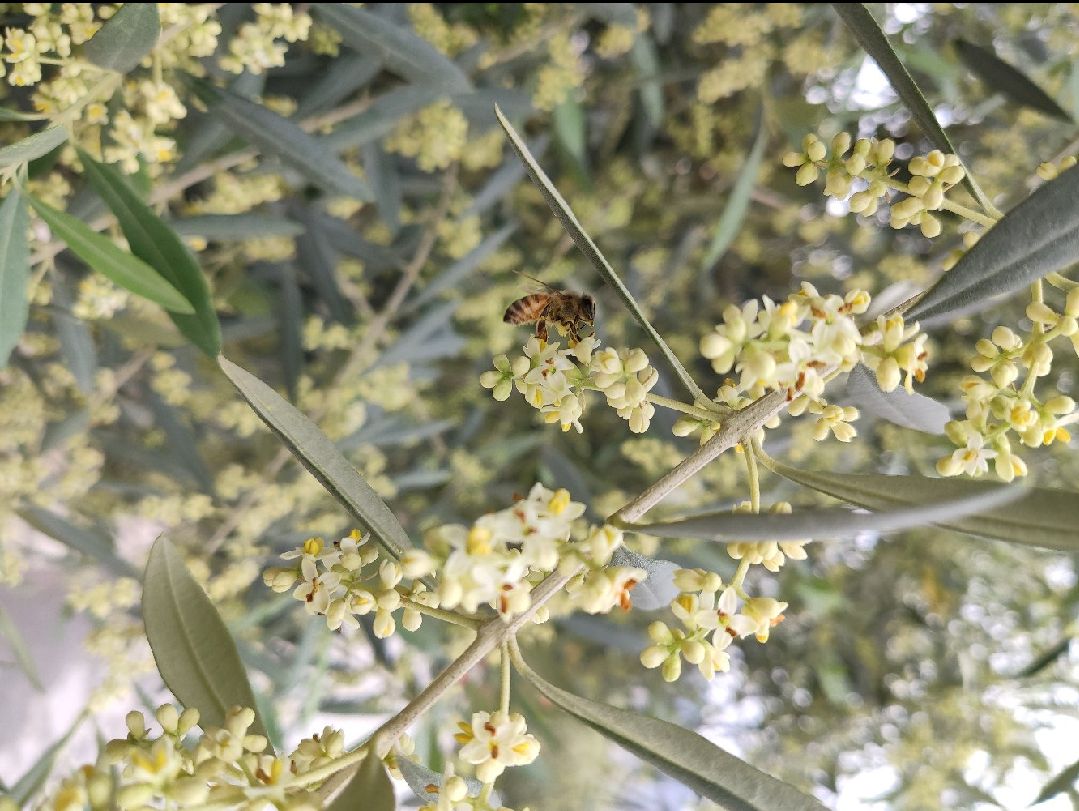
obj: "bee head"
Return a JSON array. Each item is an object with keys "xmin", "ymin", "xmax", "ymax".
[{"xmin": 582, "ymin": 295, "xmax": 596, "ymax": 323}]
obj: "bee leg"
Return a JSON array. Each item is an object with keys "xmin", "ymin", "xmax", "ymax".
[
  {"xmin": 568, "ymin": 325, "xmax": 580, "ymax": 344},
  {"xmin": 536, "ymin": 321, "xmax": 548, "ymax": 343}
]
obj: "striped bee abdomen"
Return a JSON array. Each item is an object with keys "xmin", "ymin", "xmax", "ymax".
[{"xmin": 503, "ymin": 293, "xmax": 550, "ymax": 325}]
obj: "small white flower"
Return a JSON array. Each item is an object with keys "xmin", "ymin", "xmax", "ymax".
[{"xmin": 456, "ymin": 711, "xmax": 540, "ymax": 784}]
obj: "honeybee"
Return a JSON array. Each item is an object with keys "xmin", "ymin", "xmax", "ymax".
[{"xmin": 503, "ymin": 276, "xmax": 596, "ymax": 343}]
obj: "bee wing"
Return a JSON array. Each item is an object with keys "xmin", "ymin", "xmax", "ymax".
[{"xmin": 511, "ymin": 269, "xmax": 560, "ymax": 293}]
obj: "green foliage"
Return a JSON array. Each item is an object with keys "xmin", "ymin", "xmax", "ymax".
[
  {"xmin": 0, "ymin": 188, "xmax": 29, "ymax": 366},
  {"xmin": 908, "ymin": 162, "xmax": 1079, "ymax": 321},
  {"xmin": 82, "ymin": 3, "xmax": 161, "ymax": 73},
  {"xmin": 142, "ymin": 537, "xmax": 267, "ymax": 737},
  {"xmin": 27, "ymin": 196, "xmax": 194, "ymax": 313},
  {"xmin": 512, "ymin": 645, "xmax": 827, "ymax": 811}
]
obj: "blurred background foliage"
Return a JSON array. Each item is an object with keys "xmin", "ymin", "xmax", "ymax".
[{"xmin": 1, "ymin": 3, "xmax": 1078, "ymax": 809}]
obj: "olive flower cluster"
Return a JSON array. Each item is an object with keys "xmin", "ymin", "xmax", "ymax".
[
  {"xmin": 938, "ymin": 291, "xmax": 1079, "ymax": 481},
  {"xmin": 36, "ymin": 704, "xmax": 344, "ymax": 810},
  {"xmin": 481, "ymin": 337, "xmax": 659, "ymax": 434},
  {"xmin": 407, "ymin": 485, "xmax": 647, "ymax": 621},
  {"xmin": 640, "ymin": 501, "xmax": 807, "ymax": 683},
  {"xmin": 680, "ymin": 284, "xmax": 927, "ymax": 444},
  {"xmin": 264, "ymin": 530, "xmax": 433, "ymax": 638},
  {"xmin": 784, "ymin": 132, "xmax": 966, "ymax": 238}
]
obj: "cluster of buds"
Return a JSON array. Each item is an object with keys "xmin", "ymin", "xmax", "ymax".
[
  {"xmin": 938, "ymin": 293, "xmax": 1079, "ymax": 481},
  {"xmin": 265, "ymin": 530, "xmax": 433, "ymax": 637},
  {"xmin": 39, "ymin": 704, "xmax": 347, "ymax": 809},
  {"xmin": 481, "ymin": 337, "xmax": 659, "ymax": 434},
  {"xmin": 784, "ymin": 133, "xmax": 966, "ymax": 238},
  {"xmin": 683, "ymin": 284, "xmax": 927, "ymax": 445},
  {"xmin": 640, "ymin": 567, "xmax": 789, "ymax": 682}
]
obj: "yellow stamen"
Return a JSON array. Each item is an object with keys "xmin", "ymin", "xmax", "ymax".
[
  {"xmin": 466, "ymin": 526, "xmax": 493, "ymax": 555},
  {"xmin": 303, "ymin": 537, "xmax": 324, "ymax": 556},
  {"xmin": 547, "ymin": 489, "xmax": 571, "ymax": 515}
]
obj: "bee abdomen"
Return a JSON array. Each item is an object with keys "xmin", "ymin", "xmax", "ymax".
[{"xmin": 504, "ymin": 293, "xmax": 548, "ymax": 325}]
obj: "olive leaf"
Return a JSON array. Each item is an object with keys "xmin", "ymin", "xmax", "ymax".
[
  {"xmin": 907, "ymin": 161, "xmax": 1079, "ymax": 322},
  {"xmin": 190, "ymin": 79, "xmax": 373, "ymax": 202},
  {"xmin": 839, "ymin": 364, "xmax": 950, "ymax": 435},
  {"xmin": 767, "ymin": 458, "xmax": 1079, "ymax": 551},
  {"xmin": 621, "ymin": 482, "xmax": 1020, "ymax": 540},
  {"xmin": 314, "ymin": 4, "xmax": 471, "ymax": 93},
  {"xmin": 219, "ymin": 357, "xmax": 412, "ymax": 558},
  {"xmin": 327, "ymin": 750, "xmax": 395, "ymax": 811},
  {"xmin": 27, "ymin": 196, "xmax": 194, "ymax": 314},
  {"xmin": 77, "ymin": 149, "xmax": 221, "ymax": 356},
  {"xmin": 0, "ymin": 126, "xmax": 69, "ymax": 168},
  {"xmin": 0, "ymin": 187, "xmax": 29, "ymax": 367},
  {"xmin": 512, "ymin": 647, "xmax": 826, "ymax": 811},
  {"xmin": 954, "ymin": 39, "xmax": 1072, "ymax": 121},
  {"xmin": 1034, "ymin": 758, "xmax": 1079, "ymax": 805},
  {"xmin": 83, "ymin": 2, "xmax": 160, "ymax": 73},
  {"xmin": 142, "ymin": 537, "xmax": 267, "ymax": 737}
]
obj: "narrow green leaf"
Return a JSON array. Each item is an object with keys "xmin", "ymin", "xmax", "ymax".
[
  {"xmin": 1034, "ymin": 758, "xmax": 1079, "ymax": 805},
  {"xmin": 277, "ymin": 263, "xmax": 304, "ymax": 403},
  {"xmin": 142, "ymin": 537, "xmax": 267, "ymax": 737},
  {"xmin": 1015, "ymin": 637, "xmax": 1073, "ymax": 678},
  {"xmin": 0, "ymin": 188, "xmax": 29, "ymax": 366},
  {"xmin": 175, "ymin": 70, "xmax": 265, "ymax": 174},
  {"xmin": 49, "ymin": 271, "xmax": 96, "ymax": 394},
  {"xmin": 169, "ymin": 214, "xmax": 305, "ymax": 240},
  {"xmin": 831, "ymin": 4, "xmax": 992, "ymax": 212},
  {"xmin": 0, "ymin": 126, "xmax": 69, "ymax": 168},
  {"xmin": 327, "ymin": 750, "xmax": 396, "ymax": 811},
  {"xmin": 0, "ymin": 603, "xmax": 43, "ymax": 691},
  {"xmin": 218, "ymin": 356, "xmax": 412, "ymax": 558},
  {"xmin": 190, "ymin": 80, "xmax": 373, "ymax": 201},
  {"xmin": 295, "ymin": 207, "xmax": 353, "ymax": 324},
  {"xmin": 906, "ymin": 162, "xmax": 1079, "ymax": 322},
  {"xmin": 495, "ymin": 105, "xmax": 708, "ymax": 404},
  {"xmin": 954, "ymin": 39, "xmax": 1072, "ymax": 121},
  {"xmin": 77, "ymin": 149, "xmax": 220, "ymax": 355},
  {"xmin": 701, "ymin": 108, "xmax": 766, "ymax": 271},
  {"xmin": 553, "ymin": 97, "xmax": 588, "ymax": 180},
  {"xmin": 841, "ymin": 364, "xmax": 950, "ymax": 434},
  {"xmin": 18, "ymin": 505, "xmax": 136, "ymax": 577},
  {"xmin": 623, "ymin": 483, "xmax": 1020, "ymax": 540},
  {"xmin": 513, "ymin": 649, "xmax": 826, "ymax": 811},
  {"xmin": 363, "ymin": 143, "xmax": 402, "ymax": 236},
  {"xmin": 610, "ymin": 547, "xmax": 679, "ymax": 610},
  {"xmin": 631, "ymin": 35, "xmax": 664, "ymax": 128},
  {"xmin": 767, "ymin": 459, "xmax": 1079, "ymax": 551},
  {"xmin": 83, "ymin": 2, "xmax": 160, "ymax": 73},
  {"xmin": 10, "ymin": 712, "xmax": 84, "ymax": 805},
  {"xmin": 314, "ymin": 5, "xmax": 471, "ymax": 93},
  {"xmin": 295, "ymin": 54, "xmax": 382, "ymax": 118},
  {"xmin": 28, "ymin": 196, "xmax": 194, "ymax": 314}
]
